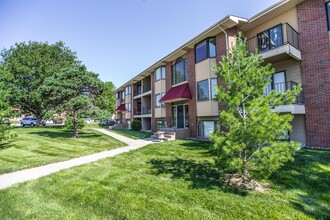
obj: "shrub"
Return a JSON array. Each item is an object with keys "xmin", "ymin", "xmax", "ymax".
[{"xmin": 131, "ymin": 120, "xmax": 141, "ymax": 131}]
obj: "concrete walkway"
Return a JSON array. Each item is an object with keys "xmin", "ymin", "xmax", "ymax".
[{"xmin": 0, "ymin": 128, "xmax": 157, "ymax": 190}]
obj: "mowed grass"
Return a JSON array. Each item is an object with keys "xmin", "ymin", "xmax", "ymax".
[
  {"xmin": 111, "ymin": 128, "xmax": 152, "ymax": 139},
  {"xmin": 0, "ymin": 140, "xmax": 328, "ymax": 219},
  {"xmin": 0, "ymin": 127, "xmax": 125, "ymax": 174}
]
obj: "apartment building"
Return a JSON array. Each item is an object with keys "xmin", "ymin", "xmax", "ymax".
[{"xmin": 115, "ymin": 0, "xmax": 330, "ymax": 148}]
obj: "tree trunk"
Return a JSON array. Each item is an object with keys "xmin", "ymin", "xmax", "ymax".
[{"xmin": 73, "ymin": 110, "xmax": 78, "ymax": 138}]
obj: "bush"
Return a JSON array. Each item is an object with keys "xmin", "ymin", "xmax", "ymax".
[
  {"xmin": 65, "ymin": 117, "xmax": 85, "ymax": 130},
  {"xmin": 131, "ymin": 120, "xmax": 141, "ymax": 131}
]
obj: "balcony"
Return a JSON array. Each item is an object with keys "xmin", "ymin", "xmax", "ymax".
[
  {"xmin": 134, "ymin": 106, "xmax": 151, "ymax": 117},
  {"xmin": 247, "ymin": 23, "xmax": 301, "ymax": 61},
  {"xmin": 265, "ymin": 81, "xmax": 305, "ymax": 114}
]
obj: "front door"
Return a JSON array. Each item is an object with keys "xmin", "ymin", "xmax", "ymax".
[{"xmin": 177, "ymin": 105, "xmax": 184, "ymax": 128}]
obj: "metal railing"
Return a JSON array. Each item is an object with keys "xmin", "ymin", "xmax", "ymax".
[
  {"xmin": 264, "ymin": 81, "xmax": 304, "ymax": 104},
  {"xmin": 247, "ymin": 23, "xmax": 299, "ymax": 53},
  {"xmin": 134, "ymin": 106, "xmax": 151, "ymax": 115}
]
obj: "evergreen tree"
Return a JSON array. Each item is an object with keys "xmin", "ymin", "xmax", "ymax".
[{"xmin": 212, "ymin": 36, "xmax": 301, "ymax": 183}]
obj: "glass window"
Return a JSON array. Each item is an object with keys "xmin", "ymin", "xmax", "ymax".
[
  {"xmin": 327, "ymin": 2, "xmax": 330, "ymax": 30},
  {"xmin": 161, "ymin": 66, "xmax": 166, "ymax": 79},
  {"xmin": 195, "ymin": 38, "xmax": 216, "ymax": 63},
  {"xmin": 257, "ymin": 24, "xmax": 283, "ymax": 52},
  {"xmin": 209, "ymin": 38, "xmax": 216, "ymax": 57},
  {"xmin": 197, "ymin": 80, "xmax": 209, "ymax": 101},
  {"xmin": 155, "ymin": 94, "xmax": 161, "ymax": 108},
  {"xmin": 155, "ymin": 68, "xmax": 161, "ymax": 81},
  {"xmin": 269, "ymin": 25, "xmax": 282, "ymax": 49},
  {"xmin": 210, "ymin": 78, "xmax": 218, "ymax": 99},
  {"xmin": 203, "ymin": 121, "xmax": 215, "ymax": 138},
  {"xmin": 257, "ymin": 31, "xmax": 270, "ymax": 52},
  {"xmin": 155, "ymin": 66, "xmax": 166, "ymax": 81},
  {"xmin": 126, "ymin": 103, "xmax": 131, "ymax": 112},
  {"xmin": 195, "ymin": 40, "xmax": 208, "ymax": 63},
  {"xmin": 172, "ymin": 58, "xmax": 187, "ymax": 85},
  {"xmin": 125, "ymin": 86, "xmax": 131, "ymax": 95}
]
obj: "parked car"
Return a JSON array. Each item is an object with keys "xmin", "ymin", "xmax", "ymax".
[{"xmin": 20, "ymin": 117, "xmax": 37, "ymax": 127}]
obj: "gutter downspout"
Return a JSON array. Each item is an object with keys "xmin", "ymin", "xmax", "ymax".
[{"xmin": 218, "ymin": 24, "xmax": 228, "ymax": 58}]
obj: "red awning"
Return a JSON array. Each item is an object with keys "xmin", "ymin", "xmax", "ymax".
[
  {"xmin": 160, "ymin": 83, "xmax": 192, "ymax": 103},
  {"xmin": 115, "ymin": 103, "xmax": 125, "ymax": 111}
]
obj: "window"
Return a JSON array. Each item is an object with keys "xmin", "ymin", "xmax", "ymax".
[
  {"xmin": 125, "ymin": 86, "xmax": 131, "ymax": 95},
  {"xmin": 116, "ymin": 92, "xmax": 119, "ymax": 99},
  {"xmin": 327, "ymin": 2, "xmax": 330, "ymax": 30},
  {"xmin": 172, "ymin": 58, "xmax": 187, "ymax": 85},
  {"xmin": 197, "ymin": 80, "xmax": 209, "ymax": 101},
  {"xmin": 198, "ymin": 121, "xmax": 218, "ymax": 138},
  {"xmin": 257, "ymin": 24, "xmax": 283, "ymax": 52},
  {"xmin": 155, "ymin": 93, "xmax": 165, "ymax": 108},
  {"xmin": 126, "ymin": 103, "xmax": 131, "ymax": 112},
  {"xmin": 195, "ymin": 37, "xmax": 216, "ymax": 63},
  {"xmin": 155, "ymin": 66, "xmax": 166, "ymax": 81},
  {"xmin": 210, "ymin": 78, "xmax": 218, "ymax": 99},
  {"xmin": 121, "ymin": 91, "xmax": 125, "ymax": 100}
]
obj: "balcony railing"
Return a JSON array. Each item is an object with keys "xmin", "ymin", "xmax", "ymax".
[
  {"xmin": 264, "ymin": 81, "xmax": 304, "ymax": 104},
  {"xmin": 134, "ymin": 106, "xmax": 151, "ymax": 115},
  {"xmin": 247, "ymin": 23, "xmax": 299, "ymax": 54},
  {"xmin": 135, "ymin": 86, "xmax": 151, "ymax": 96}
]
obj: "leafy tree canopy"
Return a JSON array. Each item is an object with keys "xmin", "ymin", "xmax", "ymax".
[{"xmin": 0, "ymin": 41, "xmax": 80, "ymax": 121}]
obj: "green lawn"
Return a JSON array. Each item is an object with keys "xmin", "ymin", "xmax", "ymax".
[
  {"xmin": 0, "ymin": 140, "xmax": 328, "ymax": 219},
  {"xmin": 0, "ymin": 127, "xmax": 125, "ymax": 174},
  {"xmin": 110, "ymin": 128, "xmax": 152, "ymax": 139}
]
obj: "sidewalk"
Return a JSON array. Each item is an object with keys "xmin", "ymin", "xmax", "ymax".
[{"xmin": 0, "ymin": 128, "xmax": 156, "ymax": 190}]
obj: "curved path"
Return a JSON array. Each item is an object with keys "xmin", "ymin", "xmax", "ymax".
[{"xmin": 0, "ymin": 128, "xmax": 157, "ymax": 190}]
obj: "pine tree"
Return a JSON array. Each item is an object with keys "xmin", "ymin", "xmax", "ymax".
[{"xmin": 212, "ymin": 36, "xmax": 301, "ymax": 184}]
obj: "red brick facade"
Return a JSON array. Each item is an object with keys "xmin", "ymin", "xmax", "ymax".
[
  {"xmin": 187, "ymin": 50, "xmax": 197, "ymax": 137},
  {"xmin": 165, "ymin": 62, "xmax": 173, "ymax": 126},
  {"xmin": 151, "ymin": 73, "xmax": 156, "ymax": 132},
  {"xmin": 297, "ymin": 0, "xmax": 330, "ymax": 148}
]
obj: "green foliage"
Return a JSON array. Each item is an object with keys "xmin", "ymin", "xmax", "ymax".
[
  {"xmin": 0, "ymin": 82, "xmax": 15, "ymax": 143},
  {"xmin": 65, "ymin": 116, "xmax": 85, "ymax": 130},
  {"xmin": 41, "ymin": 65, "xmax": 103, "ymax": 138},
  {"xmin": 97, "ymin": 81, "xmax": 116, "ymax": 114},
  {"xmin": 0, "ymin": 41, "xmax": 79, "ymax": 121},
  {"xmin": 211, "ymin": 35, "xmax": 301, "ymax": 181},
  {"xmin": 131, "ymin": 120, "xmax": 141, "ymax": 131}
]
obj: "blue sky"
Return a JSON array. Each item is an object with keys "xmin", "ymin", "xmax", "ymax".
[{"xmin": 0, "ymin": 0, "xmax": 279, "ymax": 88}]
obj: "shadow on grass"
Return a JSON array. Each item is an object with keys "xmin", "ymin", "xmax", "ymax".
[
  {"xmin": 270, "ymin": 149, "xmax": 330, "ymax": 219},
  {"xmin": 148, "ymin": 158, "xmax": 248, "ymax": 196},
  {"xmin": 28, "ymin": 130, "xmax": 102, "ymax": 139},
  {"xmin": 0, "ymin": 141, "xmax": 16, "ymax": 150}
]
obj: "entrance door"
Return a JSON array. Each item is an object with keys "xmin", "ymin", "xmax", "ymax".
[{"xmin": 177, "ymin": 105, "xmax": 184, "ymax": 128}]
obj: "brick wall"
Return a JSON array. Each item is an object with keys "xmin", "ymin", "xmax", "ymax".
[
  {"xmin": 165, "ymin": 62, "xmax": 173, "ymax": 126},
  {"xmin": 151, "ymin": 73, "xmax": 156, "ymax": 132},
  {"xmin": 187, "ymin": 49, "xmax": 197, "ymax": 137},
  {"xmin": 297, "ymin": 0, "xmax": 330, "ymax": 148}
]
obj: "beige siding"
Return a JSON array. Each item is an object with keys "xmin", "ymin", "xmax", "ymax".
[
  {"xmin": 195, "ymin": 58, "xmax": 217, "ymax": 82},
  {"xmin": 246, "ymin": 7, "xmax": 298, "ymax": 39},
  {"xmin": 125, "ymin": 94, "xmax": 131, "ymax": 103},
  {"xmin": 116, "ymin": 99, "xmax": 121, "ymax": 107},
  {"xmin": 271, "ymin": 59, "xmax": 302, "ymax": 84},
  {"xmin": 197, "ymin": 101, "xmax": 219, "ymax": 116},
  {"xmin": 155, "ymin": 80, "xmax": 166, "ymax": 94},
  {"xmin": 155, "ymin": 108, "xmax": 166, "ymax": 118},
  {"xmin": 125, "ymin": 112, "xmax": 131, "ymax": 119},
  {"xmin": 291, "ymin": 114, "xmax": 306, "ymax": 146}
]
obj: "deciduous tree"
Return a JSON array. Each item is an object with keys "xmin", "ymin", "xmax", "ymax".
[{"xmin": 0, "ymin": 41, "xmax": 79, "ymax": 122}]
